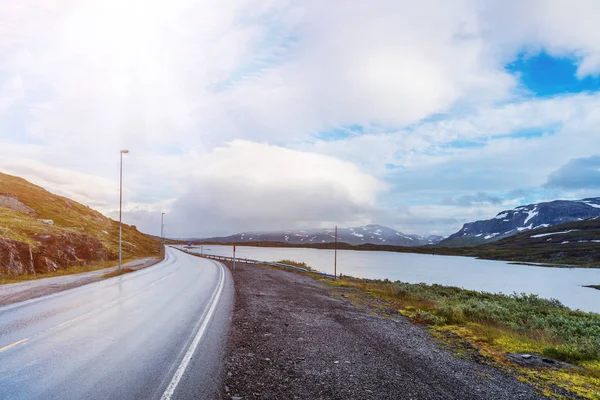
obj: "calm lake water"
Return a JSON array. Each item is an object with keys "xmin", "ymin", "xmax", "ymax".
[{"xmin": 187, "ymin": 245, "xmax": 600, "ymax": 313}]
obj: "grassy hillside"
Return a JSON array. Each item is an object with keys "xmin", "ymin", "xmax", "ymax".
[{"xmin": 0, "ymin": 172, "xmax": 160, "ymax": 276}]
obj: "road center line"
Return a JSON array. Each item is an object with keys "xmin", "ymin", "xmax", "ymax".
[
  {"xmin": 160, "ymin": 261, "xmax": 226, "ymax": 400},
  {"xmin": 0, "ymin": 338, "xmax": 29, "ymax": 354}
]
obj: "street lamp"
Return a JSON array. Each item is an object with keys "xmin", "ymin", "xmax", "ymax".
[{"xmin": 118, "ymin": 149, "xmax": 129, "ymax": 271}]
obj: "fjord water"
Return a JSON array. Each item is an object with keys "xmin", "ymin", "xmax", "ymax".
[{"xmin": 192, "ymin": 245, "xmax": 600, "ymax": 313}]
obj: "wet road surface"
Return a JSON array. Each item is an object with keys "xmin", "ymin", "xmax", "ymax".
[{"xmin": 0, "ymin": 247, "xmax": 233, "ymax": 400}]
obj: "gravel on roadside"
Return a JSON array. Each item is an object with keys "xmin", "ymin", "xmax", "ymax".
[{"xmin": 220, "ymin": 261, "xmax": 546, "ymax": 400}]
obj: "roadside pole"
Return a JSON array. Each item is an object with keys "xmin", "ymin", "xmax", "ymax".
[
  {"xmin": 334, "ymin": 225, "xmax": 338, "ymax": 280},
  {"xmin": 233, "ymin": 245, "xmax": 236, "ymax": 270}
]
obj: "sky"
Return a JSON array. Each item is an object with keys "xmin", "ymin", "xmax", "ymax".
[{"xmin": 1, "ymin": 0, "xmax": 600, "ymax": 238}]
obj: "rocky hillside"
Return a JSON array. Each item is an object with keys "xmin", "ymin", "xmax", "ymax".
[
  {"xmin": 0, "ymin": 172, "xmax": 160, "ymax": 276},
  {"xmin": 199, "ymin": 224, "xmax": 444, "ymax": 246},
  {"xmin": 438, "ymin": 198, "xmax": 600, "ymax": 247},
  {"xmin": 464, "ymin": 218, "xmax": 600, "ymax": 266}
]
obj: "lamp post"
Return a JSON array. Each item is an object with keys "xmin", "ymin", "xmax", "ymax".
[{"xmin": 118, "ymin": 149, "xmax": 129, "ymax": 271}]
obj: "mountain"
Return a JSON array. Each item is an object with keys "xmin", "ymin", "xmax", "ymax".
[
  {"xmin": 462, "ymin": 218, "xmax": 600, "ymax": 266},
  {"xmin": 438, "ymin": 198, "xmax": 600, "ymax": 247},
  {"xmin": 0, "ymin": 172, "xmax": 160, "ymax": 276},
  {"xmin": 198, "ymin": 224, "xmax": 443, "ymax": 246}
]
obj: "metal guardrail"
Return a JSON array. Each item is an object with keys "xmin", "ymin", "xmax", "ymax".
[{"xmin": 177, "ymin": 247, "xmax": 336, "ymax": 279}]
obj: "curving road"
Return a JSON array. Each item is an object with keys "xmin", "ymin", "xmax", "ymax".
[{"xmin": 0, "ymin": 247, "xmax": 233, "ymax": 400}]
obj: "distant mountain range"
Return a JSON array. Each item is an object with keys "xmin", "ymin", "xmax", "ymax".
[
  {"xmin": 438, "ymin": 198, "xmax": 600, "ymax": 247},
  {"xmin": 193, "ymin": 198, "xmax": 600, "ymax": 250},
  {"xmin": 198, "ymin": 224, "xmax": 444, "ymax": 246}
]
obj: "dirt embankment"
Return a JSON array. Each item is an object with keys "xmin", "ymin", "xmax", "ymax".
[
  {"xmin": 0, "ymin": 172, "xmax": 161, "ymax": 277},
  {"xmin": 0, "ymin": 234, "xmax": 111, "ymax": 275},
  {"xmin": 220, "ymin": 262, "xmax": 544, "ymax": 400}
]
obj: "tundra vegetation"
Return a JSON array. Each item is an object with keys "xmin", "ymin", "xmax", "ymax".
[
  {"xmin": 330, "ymin": 277, "xmax": 600, "ymax": 398},
  {"xmin": 328, "ymin": 275, "xmax": 600, "ymax": 398},
  {"xmin": 276, "ymin": 259, "xmax": 314, "ymax": 271}
]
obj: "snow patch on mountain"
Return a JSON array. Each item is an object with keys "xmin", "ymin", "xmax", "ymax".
[
  {"xmin": 199, "ymin": 224, "xmax": 444, "ymax": 247},
  {"xmin": 524, "ymin": 208, "xmax": 538, "ymax": 224},
  {"xmin": 531, "ymin": 230, "xmax": 580, "ymax": 238},
  {"xmin": 581, "ymin": 200, "xmax": 600, "ymax": 209},
  {"xmin": 439, "ymin": 197, "xmax": 600, "ymax": 247},
  {"xmin": 495, "ymin": 212, "xmax": 508, "ymax": 219}
]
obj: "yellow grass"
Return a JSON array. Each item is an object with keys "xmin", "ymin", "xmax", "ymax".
[{"xmin": 0, "ymin": 172, "xmax": 161, "ymax": 267}]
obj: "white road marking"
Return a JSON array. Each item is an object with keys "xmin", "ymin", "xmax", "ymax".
[
  {"xmin": 160, "ymin": 261, "xmax": 226, "ymax": 400},
  {"xmin": 0, "ymin": 338, "xmax": 29, "ymax": 353}
]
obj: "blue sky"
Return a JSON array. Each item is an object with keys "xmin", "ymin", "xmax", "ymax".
[
  {"xmin": 507, "ymin": 51, "xmax": 600, "ymax": 97},
  {"xmin": 1, "ymin": 0, "xmax": 600, "ymax": 237}
]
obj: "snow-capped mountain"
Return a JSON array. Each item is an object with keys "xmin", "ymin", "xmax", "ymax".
[
  {"xmin": 199, "ymin": 224, "xmax": 443, "ymax": 246},
  {"xmin": 438, "ymin": 198, "xmax": 600, "ymax": 247}
]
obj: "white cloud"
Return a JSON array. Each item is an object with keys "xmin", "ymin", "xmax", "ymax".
[
  {"xmin": 1, "ymin": 0, "xmax": 600, "ymax": 237},
  {"xmin": 480, "ymin": 0, "xmax": 600, "ymax": 77},
  {"xmin": 306, "ymin": 92, "xmax": 600, "ymax": 175},
  {"xmin": 163, "ymin": 140, "xmax": 386, "ymax": 236},
  {"xmin": 0, "ymin": 158, "xmax": 118, "ymax": 209}
]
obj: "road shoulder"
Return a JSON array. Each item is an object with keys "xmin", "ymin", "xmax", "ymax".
[
  {"xmin": 0, "ymin": 257, "xmax": 161, "ymax": 307},
  {"xmin": 220, "ymin": 262, "xmax": 544, "ymax": 400}
]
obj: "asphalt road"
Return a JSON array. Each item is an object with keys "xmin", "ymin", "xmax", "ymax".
[
  {"xmin": 0, "ymin": 247, "xmax": 233, "ymax": 400},
  {"xmin": 0, "ymin": 256, "xmax": 161, "ymax": 307}
]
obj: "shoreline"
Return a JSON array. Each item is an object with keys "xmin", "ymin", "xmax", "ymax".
[
  {"xmin": 180, "ymin": 241, "xmax": 600, "ymax": 269},
  {"xmin": 180, "ymin": 245, "xmax": 600, "ymax": 315}
]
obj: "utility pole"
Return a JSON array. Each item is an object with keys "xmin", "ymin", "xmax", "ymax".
[
  {"xmin": 334, "ymin": 225, "xmax": 338, "ymax": 279},
  {"xmin": 118, "ymin": 149, "xmax": 129, "ymax": 271}
]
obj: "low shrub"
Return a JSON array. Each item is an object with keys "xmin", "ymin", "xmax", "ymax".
[{"xmin": 337, "ymin": 275, "xmax": 600, "ymax": 365}]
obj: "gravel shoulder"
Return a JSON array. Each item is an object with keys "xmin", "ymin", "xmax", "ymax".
[
  {"xmin": 221, "ymin": 262, "xmax": 546, "ymax": 400},
  {"xmin": 0, "ymin": 257, "xmax": 161, "ymax": 307}
]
